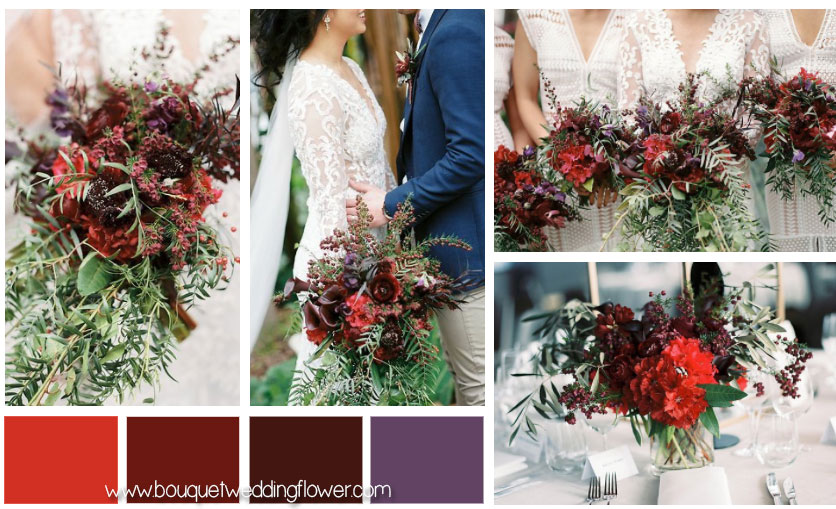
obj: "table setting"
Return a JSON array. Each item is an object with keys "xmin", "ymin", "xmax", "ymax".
[{"xmin": 494, "ymin": 268, "xmax": 836, "ymax": 506}]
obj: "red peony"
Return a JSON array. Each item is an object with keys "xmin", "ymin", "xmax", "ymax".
[
  {"xmin": 52, "ymin": 145, "xmax": 91, "ymax": 197},
  {"xmin": 642, "ymin": 134, "xmax": 673, "ymax": 174},
  {"xmin": 346, "ymin": 293, "xmax": 376, "ymax": 329},
  {"xmin": 514, "ymin": 170, "xmax": 534, "ymax": 188}
]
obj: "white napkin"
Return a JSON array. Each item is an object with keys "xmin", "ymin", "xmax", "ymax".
[
  {"xmin": 494, "ymin": 451, "xmax": 527, "ymax": 479},
  {"xmin": 658, "ymin": 466, "xmax": 732, "ymax": 505}
]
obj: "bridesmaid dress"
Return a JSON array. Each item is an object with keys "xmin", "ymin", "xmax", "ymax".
[
  {"xmin": 760, "ymin": 9, "xmax": 836, "ymax": 251},
  {"xmin": 517, "ymin": 9, "xmax": 625, "ymax": 251},
  {"xmin": 495, "ymin": 25, "xmax": 515, "ymax": 150}
]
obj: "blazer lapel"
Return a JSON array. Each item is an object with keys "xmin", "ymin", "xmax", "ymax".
[{"xmin": 397, "ymin": 10, "xmax": 448, "ymax": 181}]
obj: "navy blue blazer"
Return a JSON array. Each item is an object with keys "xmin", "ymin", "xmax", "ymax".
[{"xmin": 384, "ymin": 9, "xmax": 485, "ymax": 285}]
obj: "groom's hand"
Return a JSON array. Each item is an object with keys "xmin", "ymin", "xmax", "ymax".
[{"xmin": 346, "ymin": 180, "xmax": 389, "ymax": 228}]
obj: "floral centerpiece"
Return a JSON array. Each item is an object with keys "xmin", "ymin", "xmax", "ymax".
[
  {"xmin": 742, "ymin": 67, "xmax": 836, "ymax": 223},
  {"xmin": 508, "ymin": 272, "xmax": 810, "ymax": 474},
  {"xmin": 494, "ymin": 145, "xmax": 580, "ymax": 251},
  {"xmin": 279, "ymin": 198, "xmax": 472, "ymax": 405},
  {"xmin": 614, "ymin": 75, "xmax": 768, "ymax": 251},
  {"xmin": 5, "ymin": 34, "xmax": 240, "ymax": 405}
]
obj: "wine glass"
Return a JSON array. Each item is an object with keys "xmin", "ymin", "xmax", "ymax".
[
  {"xmin": 583, "ymin": 408, "xmax": 619, "ymax": 452},
  {"xmin": 770, "ymin": 370, "xmax": 814, "ymax": 451},
  {"xmin": 754, "ymin": 407, "xmax": 800, "ymax": 468},
  {"xmin": 734, "ymin": 369, "xmax": 769, "ymax": 457}
]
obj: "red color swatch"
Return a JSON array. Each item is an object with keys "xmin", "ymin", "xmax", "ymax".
[
  {"xmin": 127, "ymin": 417, "xmax": 238, "ymax": 503},
  {"xmin": 4, "ymin": 416, "xmax": 118, "ymax": 504},
  {"xmin": 249, "ymin": 417, "xmax": 363, "ymax": 503}
]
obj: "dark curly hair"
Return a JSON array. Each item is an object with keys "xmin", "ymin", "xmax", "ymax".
[{"xmin": 251, "ymin": 9, "xmax": 327, "ymax": 91}]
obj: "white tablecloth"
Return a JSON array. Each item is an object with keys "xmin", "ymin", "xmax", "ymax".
[{"xmin": 496, "ymin": 359, "xmax": 836, "ymax": 505}]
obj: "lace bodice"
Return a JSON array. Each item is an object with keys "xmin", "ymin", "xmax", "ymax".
[
  {"xmin": 518, "ymin": 9, "xmax": 624, "ymax": 114},
  {"xmin": 618, "ymin": 9, "xmax": 770, "ymax": 111},
  {"xmin": 51, "ymin": 10, "xmax": 238, "ymax": 106},
  {"xmin": 494, "ymin": 26, "xmax": 514, "ymax": 149},
  {"xmin": 516, "ymin": 10, "xmax": 624, "ymax": 251},
  {"xmin": 760, "ymin": 9, "xmax": 836, "ymax": 251},
  {"xmin": 760, "ymin": 9, "xmax": 836, "ymax": 83},
  {"xmin": 288, "ymin": 58, "xmax": 395, "ymax": 278}
]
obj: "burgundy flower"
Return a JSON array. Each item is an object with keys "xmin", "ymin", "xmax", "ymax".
[
  {"xmin": 318, "ymin": 285, "xmax": 347, "ymax": 329},
  {"xmin": 369, "ymin": 272, "xmax": 402, "ymax": 303},
  {"xmin": 86, "ymin": 94, "xmax": 130, "ymax": 141}
]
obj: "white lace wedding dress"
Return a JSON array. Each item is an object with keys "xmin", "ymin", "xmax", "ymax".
[
  {"xmin": 494, "ymin": 25, "xmax": 514, "ymax": 150},
  {"xmin": 516, "ymin": 9, "xmax": 625, "ymax": 252},
  {"xmin": 286, "ymin": 57, "xmax": 396, "ymax": 392},
  {"xmin": 6, "ymin": 10, "xmax": 240, "ymax": 405},
  {"xmin": 760, "ymin": 9, "xmax": 836, "ymax": 251},
  {"xmin": 618, "ymin": 9, "xmax": 770, "ymax": 111}
]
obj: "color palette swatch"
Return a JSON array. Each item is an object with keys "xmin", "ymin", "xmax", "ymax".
[
  {"xmin": 127, "ymin": 417, "xmax": 239, "ymax": 503},
  {"xmin": 4, "ymin": 416, "xmax": 118, "ymax": 504},
  {"xmin": 249, "ymin": 417, "xmax": 362, "ymax": 503},
  {"xmin": 371, "ymin": 416, "xmax": 484, "ymax": 503}
]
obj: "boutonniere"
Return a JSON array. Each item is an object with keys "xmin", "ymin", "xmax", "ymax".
[{"xmin": 395, "ymin": 39, "xmax": 424, "ymax": 102}]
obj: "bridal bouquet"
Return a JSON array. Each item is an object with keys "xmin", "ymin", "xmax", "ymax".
[
  {"xmin": 5, "ymin": 39, "xmax": 240, "ymax": 405},
  {"xmin": 616, "ymin": 76, "xmax": 767, "ymax": 251},
  {"xmin": 281, "ymin": 199, "xmax": 471, "ymax": 405},
  {"xmin": 541, "ymin": 98, "xmax": 635, "ymax": 207},
  {"xmin": 494, "ymin": 145, "xmax": 580, "ymax": 251},
  {"xmin": 509, "ymin": 277, "xmax": 810, "ymax": 473},
  {"xmin": 742, "ymin": 68, "xmax": 836, "ymax": 223}
]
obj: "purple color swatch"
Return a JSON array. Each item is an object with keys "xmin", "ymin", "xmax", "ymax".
[{"xmin": 370, "ymin": 417, "xmax": 483, "ymax": 503}]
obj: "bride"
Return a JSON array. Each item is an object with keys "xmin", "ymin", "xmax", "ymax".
[{"xmin": 250, "ymin": 10, "xmax": 395, "ymax": 390}]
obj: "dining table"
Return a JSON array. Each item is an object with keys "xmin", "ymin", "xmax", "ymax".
[{"xmin": 495, "ymin": 354, "xmax": 836, "ymax": 505}]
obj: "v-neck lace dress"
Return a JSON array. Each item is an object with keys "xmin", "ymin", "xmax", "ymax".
[
  {"xmin": 760, "ymin": 9, "xmax": 836, "ymax": 251},
  {"xmin": 517, "ymin": 9, "xmax": 626, "ymax": 251}
]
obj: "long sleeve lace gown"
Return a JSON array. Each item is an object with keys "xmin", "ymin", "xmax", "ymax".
[
  {"xmin": 761, "ymin": 9, "xmax": 836, "ymax": 251},
  {"xmin": 6, "ymin": 10, "xmax": 240, "ymax": 405},
  {"xmin": 516, "ymin": 9, "xmax": 625, "ymax": 252},
  {"xmin": 287, "ymin": 57, "xmax": 396, "ymax": 392}
]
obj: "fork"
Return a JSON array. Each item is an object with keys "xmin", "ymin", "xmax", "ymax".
[
  {"xmin": 766, "ymin": 472, "xmax": 783, "ymax": 505},
  {"xmin": 603, "ymin": 472, "xmax": 618, "ymax": 504},
  {"xmin": 586, "ymin": 475, "xmax": 603, "ymax": 504}
]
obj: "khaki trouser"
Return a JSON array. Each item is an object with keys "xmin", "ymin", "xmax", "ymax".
[{"xmin": 435, "ymin": 286, "xmax": 485, "ymax": 406}]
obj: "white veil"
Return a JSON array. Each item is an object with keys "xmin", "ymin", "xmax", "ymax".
[{"xmin": 249, "ymin": 57, "xmax": 296, "ymax": 349}]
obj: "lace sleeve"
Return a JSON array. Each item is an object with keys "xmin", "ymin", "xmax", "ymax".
[
  {"xmin": 618, "ymin": 12, "xmax": 643, "ymax": 111},
  {"xmin": 289, "ymin": 80, "xmax": 350, "ymax": 236},
  {"xmin": 51, "ymin": 10, "xmax": 100, "ymax": 86}
]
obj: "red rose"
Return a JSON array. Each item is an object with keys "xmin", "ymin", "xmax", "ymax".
[
  {"xmin": 369, "ymin": 272, "xmax": 402, "ymax": 303},
  {"xmin": 513, "ymin": 170, "xmax": 534, "ymax": 188},
  {"xmin": 86, "ymin": 94, "xmax": 130, "ymax": 141}
]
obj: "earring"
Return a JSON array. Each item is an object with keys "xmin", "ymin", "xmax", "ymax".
[{"xmin": 324, "ymin": 14, "xmax": 331, "ymax": 32}]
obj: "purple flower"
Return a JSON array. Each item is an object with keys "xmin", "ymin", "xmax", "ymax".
[
  {"xmin": 342, "ymin": 271, "xmax": 361, "ymax": 291},
  {"xmin": 553, "ymin": 192, "xmax": 566, "ymax": 203},
  {"xmin": 523, "ymin": 145, "xmax": 536, "ymax": 158},
  {"xmin": 792, "ymin": 150, "xmax": 805, "ymax": 163},
  {"xmin": 144, "ymin": 81, "xmax": 159, "ymax": 93},
  {"xmin": 46, "ymin": 89, "xmax": 69, "ymax": 114},
  {"xmin": 344, "ymin": 252, "xmax": 358, "ymax": 266},
  {"xmin": 637, "ymin": 106, "xmax": 648, "ymax": 116}
]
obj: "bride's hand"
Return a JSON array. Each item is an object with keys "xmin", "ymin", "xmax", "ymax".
[{"xmin": 347, "ymin": 180, "xmax": 389, "ymax": 227}]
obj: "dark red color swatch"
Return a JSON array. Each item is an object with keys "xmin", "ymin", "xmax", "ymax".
[
  {"xmin": 249, "ymin": 417, "xmax": 362, "ymax": 504},
  {"xmin": 127, "ymin": 417, "xmax": 238, "ymax": 503},
  {"xmin": 4, "ymin": 416, "xmax": 118, "ymax": 504}
]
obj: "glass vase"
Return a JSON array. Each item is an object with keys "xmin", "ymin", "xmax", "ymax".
[{"xmin": 649, "ymin": 421, "xmax": 714, "ymax": 476}]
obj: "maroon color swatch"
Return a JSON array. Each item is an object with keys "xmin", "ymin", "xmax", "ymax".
[
  {"xmin": 4, "ymin": 416, "xmax": 118, "ymax": 504},
  {"xmin": 127, "ymin": 417, "xmax": 238, "ymax": 503},
  {"xmin": 249, "ymin": 417, "xmax": 362, "ymax": 504}
]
